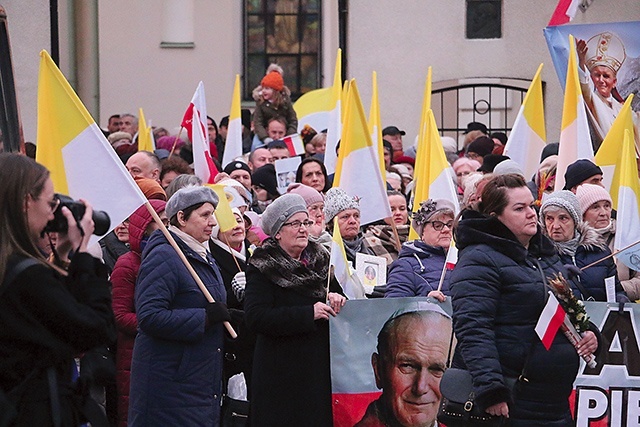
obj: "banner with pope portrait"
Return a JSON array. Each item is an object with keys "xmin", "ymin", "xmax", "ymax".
[{"xmin": 543, "ymin": 21, "xmax": 640, "ymax": 151}]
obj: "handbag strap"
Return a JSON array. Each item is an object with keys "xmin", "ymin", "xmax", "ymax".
[{"xmin": 445, "ymin": 326, "xmax": 455, "ymax": 368}]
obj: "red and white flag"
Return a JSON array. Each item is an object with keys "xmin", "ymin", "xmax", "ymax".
[
  {"xmin": 547, "ymin": 0, "xmax": 581, "ymax": 26},
  {"xmin": 282, "ymin": 133, "xmax": 305, "ymax": 156},
  {"xmin": 535, "ymin": 292, "xmax": 566, "ymax": 350},
  {"xmin": 445, "ymin": 243, "xmax": 458, "ymax": 270},
  {"xmin": 182, "ymin": 82, "xmax": 218, "ymax": 183}
]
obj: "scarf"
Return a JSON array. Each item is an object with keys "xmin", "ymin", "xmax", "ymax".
[
  {"xmin": 343, "ymin": 233, "xmax": 372, "ymax": 263},
  {"xmin": 169, "ymin": 226, "xmax": 209, "ymax": 260},
  {"xmin": 554, "ymin": 230, "xmax": 581, "ymax": 257},
  {"xmin": 210, "ymin": 237, "xmax": 247, "ymax": 263},
  {"xmin": 249, "ymin": 237, "xmax": 328, "ymax": 298}
]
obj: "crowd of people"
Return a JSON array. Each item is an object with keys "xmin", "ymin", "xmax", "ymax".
[{"xmin": 0, "ymin": 55, "xmax": 639, "ymax": 427}]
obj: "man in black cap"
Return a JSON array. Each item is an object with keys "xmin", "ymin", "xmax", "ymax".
[
  {"xmin": 383, "ymin": 126, "xmax": 406, "ymax": 161},
  {"xmin": 564, "ymin": 159, "xmax": 604, "ymax": 192}
]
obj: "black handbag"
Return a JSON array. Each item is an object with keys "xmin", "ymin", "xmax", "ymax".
[{"xmin": 437, "ymin": 367, "xmax": 507, "ymax": 426}]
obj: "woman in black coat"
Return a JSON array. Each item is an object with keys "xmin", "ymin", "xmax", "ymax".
[
  {"xmin": 244, "ymin": 194, "xmax": 346, "ymax": 426},
  {"xmin": 0, "ymin": 154, "xmax": 115, "ymax": 426},
  {"xmin": 450, "ymin": 174, "xmax": 599, "ymax": 426}
]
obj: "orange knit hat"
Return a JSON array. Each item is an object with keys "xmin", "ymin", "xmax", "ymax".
[{"xmin": 261, "ymin": 71, "xmax": 284, "ymax": 91}]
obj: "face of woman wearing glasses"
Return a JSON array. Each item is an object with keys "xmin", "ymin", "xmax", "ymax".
[
  {"xmin": 26, "ymin": 177, "xmax": 57, "ymax": 242},
  {"xmin": 421, "ymin": 212, "xmax": 454, "ymax": 249},
  {"xmin": 275, "ymin": 212, "xmax": 311, "ymax": 259}
]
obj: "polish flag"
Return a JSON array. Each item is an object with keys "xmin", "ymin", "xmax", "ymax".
[
  {"xmin": 182, "ymin": 82, "xmax": 218, "ymax": 183},
  {"xmin": 547, "ymin": 0, "xmax": 581, "ymax": 26},
  {"xmin": 445, "ymin": 244, "xmax": 458, "ymax": 270},
  {"xmin": 282, "ymin": 133, "xmax": 305, "ymax": 156},
  {"xmin": 535, "ymin": 292, "xmax": 566, "ymax": 350}
]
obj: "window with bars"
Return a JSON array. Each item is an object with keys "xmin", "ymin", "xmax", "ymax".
[{"xmin": 244, "ymin": 0, "xmax": 322, "ymax": 101}]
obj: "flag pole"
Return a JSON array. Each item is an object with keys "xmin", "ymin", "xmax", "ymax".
[
  {"xmin": 388, "ymin": 219, "xmax": 402, "ymax": 252},
  {"xmin": 580, "ymin": 238, "xmax": 640, "ymax": 271},
  {"xmin": 222, "ymin": 233, "xmax": 243, "ymax": 273},
  {"xmin": 170, "ymin": 127, "xmax": 184, "ymax": 157},
  {"xmin": 436, "ymin": 257, "xmax": 448, "ymax": 292},
  {"xmin": 144, "ymin": 201, "xmax": 237, "ymax": 338},
  {"xmin": 326, "ymin": 265, "xmax": 334, "ymax": 303}
]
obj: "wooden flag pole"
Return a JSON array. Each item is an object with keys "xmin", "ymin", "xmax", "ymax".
[
  {"xmin": 169, "ymin": 127, "xmax": 184, "ymax": 158},
  {"xmin": 144, "ymin": 201, "xmax": 237, "ymax": 338},
  {"xmin": 580, "ymin": 238, "xmax": 640, "ymax": 271},
  {"xmin": 222, "ymin": 233, "xmax": 243, "ymax": 273}
]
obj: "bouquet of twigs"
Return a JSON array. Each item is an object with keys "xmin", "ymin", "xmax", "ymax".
[{"xmin": 548, "ymin": 273, "xmax": 597, "ymax": 368}]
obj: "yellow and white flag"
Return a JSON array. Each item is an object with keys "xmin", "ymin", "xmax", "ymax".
[
  {"xmin": 206, "ymin": 184, "xmax": 238, "ymax": 233},
  {"xmin": 221, "ymin": 74, "xmax": 243, "ymax": 169},
  {"xmin": 323, "ymin": 49, "xmax": 342, "ymax": 175},
  {"xmin": 503, "ymin": 64, "xmax": 546, "ymax": 179},
  {"xmin": 35, "ymin": 50, "xmax": 147, "ymax": 244},
  {"xmin": 555, "ymin": 35, "xmax": 594, "ymax": 191},
  {"xmin": 294, "ymin": 86, "xmax": 332, "ymax": 134},
  {"xmin": 137, "ymin": 107, "xmax": 155, "ymax": 152},
  {"xmin": 594, "ymin": 95, "xmax": 635, "ymax": 197},
  {"xmin": 611, "ymin": 130, "xmax": 640, "ymax": 270},
  {"xmin": 368, "ymin": 71, "xmax": 386, "ymax": 179},
  {"xmin": 333, "ymin": 79, "xmax": 391, "ymax": 225},
  {"xmin": 330, "ymin": 218, "xmax": 365, "ymax": 300}
]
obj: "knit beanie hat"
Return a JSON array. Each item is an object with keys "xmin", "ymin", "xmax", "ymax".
[
  {"xmin": 478, "ymin": 154, "xmax": 509, "ymax": 173},
  {"xmin": 411, "ymin": 199, "xmax": 456, "ymax": 237},
  {"xmin": 252, "ymin": 163, "xmax": 279, "ymax": 196},
  {"xmin": 575, "ymin": 183, "xmax": 612, "ymax": 216},
  {"xmin": 286, "ymin": 183, "xmax": 323, "ymax": 207},
  {"xmin": 440, "ymin": 136, "xmax": 458, "ymax": 154},
  {"xmin": 155, "ymin": 135, "xmax": 185, "ymax": 152},
  {"xmin": 261, "ymin": 70, "xmax": 284, "ymax": 91},
  {"xmin": 134, "ymin": 176, "xmax": 167, "ymax": 201},
  {"xmin": 563, "ymin": 159, "xmax": 603, "ymax": 190},
  {"xmin": 493, "ymin": 159, "xmax": 525, "ymax": 177},
  {"xmin": 260, "ymin": 193, "xmax": 307, "ymax": 236},
  {"xmin": 466, "ymin": 136, "xmax": 494, "ymax": 158},
  {"xmin": 166, "ymin": 186, "xmax": 219, "ymax": 220},
  {"xmin": 323, "ymin": 187, "xmax": 360, "ymax": 223},
  {"xmin": 540, "ymin": 190, "xmax": 582, "ymax": 225},
  {"xmin": 107, "ymin": 131, "xmax": 132, "ymax": 145}
]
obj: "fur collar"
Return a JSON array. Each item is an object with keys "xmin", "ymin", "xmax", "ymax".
[{"xmin": 552, "ymin": 222, "xmax": 607, "ymax": 256}]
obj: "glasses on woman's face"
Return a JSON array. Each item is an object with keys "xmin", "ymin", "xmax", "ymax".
[
  {"xmin": 282, "ymin": 220, "xmax": 314, "ymax": 230},
  {"xmin": 427, "ymin": 220, "xmax": 453, "ymax": 232}
]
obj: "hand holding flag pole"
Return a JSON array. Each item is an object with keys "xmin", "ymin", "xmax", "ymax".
[{"xmin": 143, "ymin": 202, "xmax": 237, "ymax": 339}]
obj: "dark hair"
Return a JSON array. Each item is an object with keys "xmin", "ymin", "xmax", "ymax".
[
  {"xmin": 0, "ymin": 154, "xmax": 51, "ymax": 283},
  {"xmin": 160, "ymin": 156, "xmax": 192, "ymax": 183},
  {"xmin": 478, "ymin": 174, "xmax": 527, "ymax": 216},
  {"xmin": 219, "ymin": 116, "xmax": 229, "ymax": 128},
  {"xmin": 295, "ymin": 158, "xmax": 330, "ymax": 193},
  {"xmin": 108, "ymin": 114, "xmax": 121, "ymax": 121},
  {"xmin": 169, "ymin": 202, "xmax": 206, "ymax": 227}
]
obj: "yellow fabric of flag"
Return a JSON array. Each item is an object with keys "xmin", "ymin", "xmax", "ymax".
[
  {"xmin": 206, "ymin": 184, "xmax": 238, "ymax": 233},
  {"xmin": 138, "ymin": 107, "xmax": 154, "ymax": 152},
  {"xmin": 368, "ymin": 71, "xmax": 386, "ymax": 180}
]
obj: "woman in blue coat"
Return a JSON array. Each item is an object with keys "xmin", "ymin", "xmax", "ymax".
[
  {"xmin": 450, "ymin": 175, "xmax": 599, "ymax": 426},
  {"xmin": 128, "ymin": 186, "xmax": 230, "ymax": 426},
  {"xmin": 540, "ymin": 190, "xmax": 628, "ymax": 302},
  {"xmin": 386, "ymin": 199, "xmax": 455, "ymax": 300}
]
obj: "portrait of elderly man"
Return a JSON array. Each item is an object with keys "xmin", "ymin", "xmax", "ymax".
[
  {"xmin": 576, "ymin": 32, "xmax": 640, "ymax": 149},
  {"xmin": 354, "ymin": 302, "xmax": 451, "ymax": 427}
]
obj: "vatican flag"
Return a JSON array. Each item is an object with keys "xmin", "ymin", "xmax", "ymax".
[
  {"xmin": 221, "ymin": 74, "xmax": 243, "ymax": 169},
  {"xmin": 330, "ymin": 218, "xmax": 365, "ymax": 300},
  {"xmin": 323, "ymin": 49, "xmax": 343, "ymax": 175}
]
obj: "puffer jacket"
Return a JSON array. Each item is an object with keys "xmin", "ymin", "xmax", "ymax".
[
  {"xmin": 110, "ymin": 199, "xmax": 166, "ymax": 427},
  {"xmin": 450, "ymin": 209, "xmax": 595, "ymax": 426},
  {"xmin": 128, "ymin": 229, "xmax": 226, "ymax": 426},
  {"xmin": 553, "ymin": 222, "xmax": 627, "ymax": 302},
  {"xmin": 385, "ymin": 240, "xmax": 451, "ymax": 297}
]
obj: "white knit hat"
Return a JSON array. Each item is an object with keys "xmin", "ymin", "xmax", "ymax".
[{"xmin": 323, "ymin": 187, "xmax": 360, "ymax": 223}]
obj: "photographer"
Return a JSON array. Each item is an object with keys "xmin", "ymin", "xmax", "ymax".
[{"xmin": 0, "ymin": 153, "xmax": 116, "ymax": 426}]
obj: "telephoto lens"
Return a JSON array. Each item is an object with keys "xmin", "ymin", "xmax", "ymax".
[{"xmin": 43, "ymin": 194, "xmax": 111, "ymax": 236}]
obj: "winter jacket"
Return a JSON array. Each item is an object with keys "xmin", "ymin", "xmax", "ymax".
[
  {"xmin": 252, "ymin": 98, "xmax": 298, "ymax": 142},
  {"xmin": 110, "ymin": 199, "xmax": 165, "ymax": 427},
  {"xmin": 385, "ymin": 240, "xmax": 451, "ymax": 298},
  {"xmin": 364, "ymin": 224, "xmax": 410, "ymax": 265},
  {"xmin": 450, "ymin": 209, "xmax": 593, "ymax": 426},
  {"xmin": 0, "ymin": 252, "xmax": 115, "ymax": 426},
  {"xmin": 550, "ymin": 222, "xmax": 626, "ymax": 302},
  {"xmin": 600, "ymin": 220, "xmax": 640, "ymax": 300},
  {"xmin": 244, "ymin": 240, "xmax": 335, "ymax": 427},
  {"xmin": 128, "ymin": 230, "xmax": 226, "ymax": 426}
]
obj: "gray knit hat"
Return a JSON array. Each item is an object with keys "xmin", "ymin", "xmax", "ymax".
[
  {"xmin": 540, "ymin": 190, "xmax": 581, "ymax": 225},
  {"xmin": 323, "ymin": 187, "xmax": 360, "ymax": 223},
  {"xmin": 260, "ymin": 193, "xmax": 308, "ymax": 236},
  {"xmin": 411, "ymin": 199, "xmax": 456, "ymax": 237},
  {"xmin": 166, "ymin": 186, "xmax": 219, "ymax": 220},
  {"xmin": 493, "ymin": 159, "xmax": 525, "ymax": 177}
]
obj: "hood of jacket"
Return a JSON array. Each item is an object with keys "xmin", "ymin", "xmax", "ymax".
[
  {"xmin": 128, "ymin": 199, "xmax": 166, "ymax": 254},
  {"xmin": 398, "ymin": 240, "xmax": 446, "ymax": 259},
  {"xmin": 455, "ymin": 209, "xmax": 556, "ymax": 262}
]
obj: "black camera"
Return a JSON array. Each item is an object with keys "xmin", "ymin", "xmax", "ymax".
[{"xmin": 44, "ymin": 194, "xmax": 111, "ymax": 236}]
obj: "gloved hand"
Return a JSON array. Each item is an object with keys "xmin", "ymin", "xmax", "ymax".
[
  {"xmin": 563, "ymin": 264, "xmax": 582, "ymax": 280},
  {"xmin": 231, "ymin": 272, "xmax": 247, "ymax": 302},
  {"xmin": 206, "ymin": 302, "xmax": 231, "ymax": 326}
]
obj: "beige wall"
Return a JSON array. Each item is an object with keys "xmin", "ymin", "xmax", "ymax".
[
  {"xmin": 5, "ymin": 0, "xmax": 640, "ymax": 146},
  {"xmin": 347, "ymin": 0, "xmax": 640, "ymax": 148}
]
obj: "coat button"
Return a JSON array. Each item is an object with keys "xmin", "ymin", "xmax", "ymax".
[
  {"xmin": 217, "ymin": 348, "xmax": 221, "ymax": 353},
  {"xmin": 214, "ymin": 394, "xmax": 218, "ymax": 400}
]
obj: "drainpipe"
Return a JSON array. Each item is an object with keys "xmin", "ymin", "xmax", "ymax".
[{"xmin": 73, "ymin": 0, "xmax": 100, "ymax": 121}]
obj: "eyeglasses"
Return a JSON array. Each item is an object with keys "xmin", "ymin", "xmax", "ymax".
[
  {"xmin": 427, "ymin": 220, "xmax": 453, "ymax": 231},
  {"xmin": 282, "ymin": 220, "xmax": 314, "ymax": 229}
]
